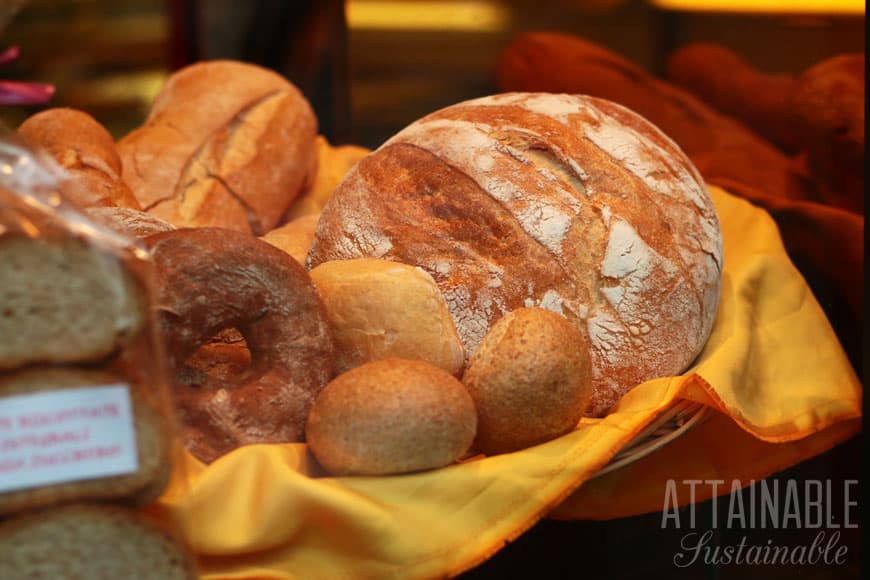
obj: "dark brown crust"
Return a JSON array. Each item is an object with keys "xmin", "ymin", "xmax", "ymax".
[
  {"xmin": 145, "ymin": 228, "xmax": 335, "ymax": 463},
  {"xmin": 665, "ymin": 42, "xmax": 801, "ymax": 153},
  {"xmin": 17, "ymin": 108, "xmax": 141, "ymax": 210}
]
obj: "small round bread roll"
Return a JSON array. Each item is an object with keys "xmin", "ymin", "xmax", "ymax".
[
  {"xmin": 462, "ymin": 307, "xmax": 591, "ymax": 455},
  {"xmin": 306, "ymin": 358, "xmax": 477, "ymax": 475},
  {"xmin": 260, "ymin": 213, "xmax": 320, "ymax": 265},
  {"xmin": 309, "ymin": 258, "xmax": 465, "ymax": 375}
]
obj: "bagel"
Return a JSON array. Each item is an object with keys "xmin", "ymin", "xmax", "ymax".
[{"xmin": 144, "ymin": 228, "xmax": 335, "ymax": 463}]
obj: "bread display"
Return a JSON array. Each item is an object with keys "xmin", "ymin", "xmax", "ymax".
[
  {"xmin": 16, "ymin": 107, "xmax": 141, "ymax": 210},
  {"xmin": 144, "ymin": 227, "xmax": 335, "ymax": 463},
  {"xmin": 305, "ymin": 358, "xmax": 477, "ymax": 475},
  {"xmin": 0, "ymin": 503, "xmax": 197, "ymax": 579},
  {"xmin": 0, "ymin": 233, "xmax": 146, "ymax": 371},
  {"xmin": 118, "ymin": 60, "xmax": 318, "ymax": 235},
  {"xmin": 308, "ymin": 92, "xmax": 723, "ymax": 416},
  {"xmin": 0, "ymin": 368, "xmax": 170, "ymax": 516},
  {"xmin": 462, "ymin": 308, "xmax": 592, "ymax": 454},
  {"xmin": 309, "ymin": 258, "xmax": 466, "ymax": 376}
]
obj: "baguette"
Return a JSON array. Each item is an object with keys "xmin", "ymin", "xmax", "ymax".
[{"xmin": 118, "ymin": 60, "xmax": 317, "ymax": 235}]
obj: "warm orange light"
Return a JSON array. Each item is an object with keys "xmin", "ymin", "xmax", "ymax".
[
  {"xmin": 648, "ymin": 0, "xmax": 864, "ymax": 14},
  {"xmin": 347, "ymin": 1, "xmax": 511, "ymax": 32}
]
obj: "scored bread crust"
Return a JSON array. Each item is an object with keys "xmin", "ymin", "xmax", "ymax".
[
  {"xmin": 0, "ymin": 503, "xmax": 197, "ymax": 579},
  {"xmin": 308, "ymin": 93, "xmax": 723, "ymax": 416},
  {"xmin": 0, "ymin": 368, "xmax": 171, "ymax": 516},
  {"xmin": 118, "ymin": 60, "xmax": 317, "ymax": 235}
]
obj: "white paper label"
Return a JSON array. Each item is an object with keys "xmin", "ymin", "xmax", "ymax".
[{"xmin": 0, "ymin": 385, "xmax": 139, "ymax": 494}]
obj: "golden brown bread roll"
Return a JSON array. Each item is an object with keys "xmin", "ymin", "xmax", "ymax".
[
  {"xmin": 309, "ymin": 258, "xmax": 465, "ymax": 376},
  {"xmin": 309, "ymin": 92, "xmax": 723, "ymax": 416},
  {"xmin": 283, "ymin": 135, "xmax": 371, "ymax": 220},
  {"xmin": 305, "ymin": 358, "xmax": 477, "ymax": 475},
  {"xmin": 17, "ymin": 108, "xmax": 141, "ymax": 210},
  {"xmin": 118, "ymin": 60, "xmax": 317, "ymax": 235},
  {"xmin": 461, "ymin": 308, "xmax": 591, "ymax": 454},
  {"xmin": 0, "ymin": 368, "xmax": 171, "ymax": 517},
  {"xmin": 0, "ymin": 503, "xmax": 197, "ymax": 579},
  {"xmin": 259, "ymin": 213, "xmax": 320, "ymax": 265}
]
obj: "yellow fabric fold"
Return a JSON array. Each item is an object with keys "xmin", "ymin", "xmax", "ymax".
[{"xmin": 151, "ymin": 186, "xmax": 862, "ymax": 579}]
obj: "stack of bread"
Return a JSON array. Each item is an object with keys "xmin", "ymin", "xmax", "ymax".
[
  {"xmin": 6, "ymin": 58, "xmax": 725, "ymax": 481},
  {"xmin": 0, "ymin": 138, "xmax": 196, "ymax": 577}
]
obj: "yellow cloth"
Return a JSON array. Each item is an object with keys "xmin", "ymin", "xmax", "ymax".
[{"xmin": 151, "ymin": 186, "xmax": 862, "ymax": 579}]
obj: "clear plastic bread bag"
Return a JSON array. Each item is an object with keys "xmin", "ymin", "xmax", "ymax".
[{"xmin": 0, "ymin": 129, "xmax": 195, "ymax": 573}]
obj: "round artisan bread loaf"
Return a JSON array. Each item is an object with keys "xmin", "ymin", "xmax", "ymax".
[
  {"xmin": 118, "ymin": 60, "xmax": 317, "ymax": 235},
  {"xmin": 0, "ymin": 503, "xmax": 197, "ymax": 579},
  {"xmin": 306, "ymin": 358, "xmax": 477, "ymax": 475},
  {"xmin": 462, "ymin": 307, "xmax": 592, "ymax": 454},
  {"xmin": 308, "ymin": 92, "xmax": 723, "ymax": 416},
  {"xmin": 308, "ymin": 258, "xmax": 465, "ymax": 376}
]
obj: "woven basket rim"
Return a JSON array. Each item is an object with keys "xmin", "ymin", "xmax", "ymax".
[{"xmin": 589, "ymin": 401, "xmax": 709, "ymax": 480}]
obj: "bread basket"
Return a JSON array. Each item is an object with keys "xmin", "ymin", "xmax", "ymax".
[{"xmin": 590, "ymin": 400, "xmax": 710, "ymax": 479}]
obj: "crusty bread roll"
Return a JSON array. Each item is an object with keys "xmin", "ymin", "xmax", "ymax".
[
  {"xmin": 309, "ymin": 92, "xmax": 723, "ymax": 416},
  {"xmin": 462, "ymin": 308, "xmax": 591, "ymax": 454},
  {"xmin": 0, "ymin": 368, "xmax": 171, "ymax": 516},
  {"xmin": 0, "ymin": 504, "xmax": 197, "ymax": 579},
  {"xmin": 260, "ymin": 213, "xmax": 320, "ymax": 265},
  {"xmin": 306, "ymin": 358, "xmax": 477, "ymax": 475},
  {"xmin": 283, "ymin": 135, "xmax": 371, "ymax": 220},
  {"xmin": 17, "ymin": 108, "xmax": 141, "ymax": 210},
  {"xmin": 85, "ymin": 206, "xmax": 176, "ymax": 239},
  {"xmin": 309, "ymin": 258, "xmax": 465, "ymax": 376},
  {"xmin": 0, "ymin": 234, "xmax": 146, "ymax": 370},
  {"xmin": 118, "ymin": 60, "xmax": 317, "ymax": 235}
]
